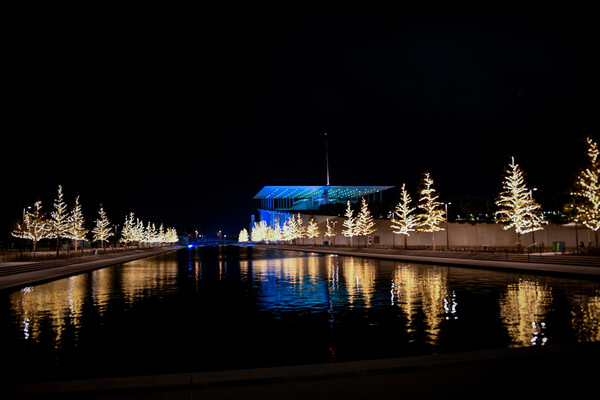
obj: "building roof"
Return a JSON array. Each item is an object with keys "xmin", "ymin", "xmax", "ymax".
[{"xmin": 253, "ymin": 185, "xmax": 394, "ymax": 200}]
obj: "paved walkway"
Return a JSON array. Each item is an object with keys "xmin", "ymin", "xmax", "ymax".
[
  {"xmin": 255, "ymin": 245, "xmax": 600, "ymax": 278},
  {"xmin": 5, "ymin": 341, "xmax": 599, "ymax": 399},
  {"xmin": 0, "ymin": 247, "xmax": 182, "ymax": 291}
]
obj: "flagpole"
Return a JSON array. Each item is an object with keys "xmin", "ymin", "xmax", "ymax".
[{"xmin": 325, "ymin": 132, "xmax": 330, "ymax": 186}]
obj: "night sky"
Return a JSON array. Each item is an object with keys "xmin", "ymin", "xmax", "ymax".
[{"xmin": 2, "ymin": 6, "xmax": 597, "ymax": 240}]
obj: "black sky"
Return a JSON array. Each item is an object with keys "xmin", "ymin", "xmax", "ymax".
[{"xmin": 1, "ymin": 6, "xmax": 597, "ymax": 239}]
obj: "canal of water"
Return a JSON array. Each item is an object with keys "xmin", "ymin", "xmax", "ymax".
[{"xmin": 1, "ymin": 245, "xmax": 598, "ymax": 383}]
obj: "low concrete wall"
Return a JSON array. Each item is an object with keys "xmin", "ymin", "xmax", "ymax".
[{"xmin": 292, "ymin": 214, "xmax": 598, "ymax": 251}]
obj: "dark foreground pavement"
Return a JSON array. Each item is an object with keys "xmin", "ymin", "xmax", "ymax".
[{"xmin": 4, "ymin": 341, "xmax": 598, "ymax": 399}]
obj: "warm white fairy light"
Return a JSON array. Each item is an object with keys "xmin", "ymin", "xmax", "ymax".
[
  {"xmin": 495, "ymin": 157, "xmax": 547, "ymax": 242},
  {"xmin": 417, "ymin": 172, "xmax": 446, "ymax": 232},
  {"xmin": 67, "ymin": 195, "xmax": 89, "ymax": 250},
  {"xmin": 306, "ymin": 217, "xmax": 320, "ymax": 242},
  {"xmin": 391, "ymin": 183, "xmax": 419, "ymax": 236},
  {"xmin": 282, "ymin": 217, "xmax": 296, "ymax": 241},
  {"xmin": 324, "ymin": 218, "xmax": 335, "ymax": 238},
  {"xmin": 92, "ymin": 204, "xmax": 113, "ymax": 248},
  {"xmin": 417, "ymin": 172, "xmax": 446, "ymax": 249},
  {"xmin": 49, "ymin": 184, "xmax": 70, "ymax": 253},
  {"xmin": 238, "ymin": 228, "xmax": 249, "ymax": 242},
  {"xmin": 356, "ymin": 197, "xmax": 376, "ymax": 237},
  {"xmin": 571, "ymin": 137, "xmax": 600, "ymax": 231},
  {"xmin": 342, "ymin": 200, "xmax": 357, "ymax": 238},
  {"xmin": 391, "ymin": 183, "xmax": 419, "ymax": 248},
  {"xmin": 11, "ymin": 201, "xmax": 51, "ymax": 252},
  {"xmin": 294, "ymin": 213, "xmax": 306, "ymax": 239}
]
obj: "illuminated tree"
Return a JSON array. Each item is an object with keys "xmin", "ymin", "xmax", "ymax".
[
  {"xmin": 144, "ymin": 221, "xmax": 157, "ymax": 245},
  {"xmin": 342, "ymin": 200, "xmax": 357, "ymax": 246},
  {"xmin": 165, "ymin": 227, "xmax": 178, "ymax": 244},
  {"xmin": 356, "ymin": 197, "xmax": 376, "ymax": 245},
  {"xmin": 295, "ymin": 213, "xmax": 306, "ymax": 241},
  {"xmin": 570, "ymin": 137, "xmax": 600, "ymax": 233},
  {"xmin": 417, "ymin": 172, "xmax": 446, "ymax": 249},
  {"xmin": 282, "ymin": 217, "xmax": 296, "ymax": 242},
  {"xmin": 324, "ymin": 218, "xmax": 336, "ymax": 244},
  {"xmin": 238, "ymin": 228, "xmax": 249, "ymax": 242},
  {"xmin": 120, "ymin": 212, "xmax": 136, "ymax": 247},
  {"xmin": 11, "ymin": 201, "xmax": 51, "ymax": 252},
  {"xmin": 306, "ymin": 217, "xmax": 320, "ymax": 245},
  {"xmin": 67, "ymin": 195, "xmax": 89, "ymax": 251},
  {"xmin": 49, "ymin": 184, "xmax": 70, "ymax": 255},
  {"xmin": 251, "ymin": 220, "xmax": 269, "ymax": 242},
  {"xmin": 270, "ymin": 223, "xmax": 282, "ymax": 242},
  {"xmin": 92, "ymin": 204, "xmax": 113, "ymax": 249},
  {"xmin": 391, "ymin": 183, "xmax": 419, "ymax": 248},
  {"xmin": 495, "ymin": 157, "xmax": 547, "ymax": 248},
  {"xmin": 134, "ymin": 218, "xmax": 145, "ymax": 243},
  {"xmin": 157, "ymin": 224, "xmax": 165, "ymax": 244}
]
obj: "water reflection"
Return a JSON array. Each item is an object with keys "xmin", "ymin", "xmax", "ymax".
[
  {"xmin": 6, "ymin": 248, "xmax": 600, "ymax": 371},
  {"xmin": 499, "ymin": 279, "xmax": 552, "ymax": 347},
  {"xmin": 11, "ymin": 274, "xmax": 90, "ymax": 347},
  {"xmin": 392, "ymin": 263, "xmax": 457, "ymax": 344},
  {"xmin": 239, "ymin": 251, "xmax": 600, "ymax": 350},
  {"xmin": 9, "ymin": 256, "xmax": 179, "ymax": 349},
  {"xmin": 571, "ymin": 292, "xmax": 600, "ymax": 342},
  {"xmin": 242, "ymin": 253, "xmax": 458, "ymax": 346}
]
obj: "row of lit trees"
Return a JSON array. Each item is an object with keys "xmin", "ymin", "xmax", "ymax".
[
  {"xmin": 11, "ymin": 185, "xmax": 178, "ymax": 253},
  {"xmin": 240, "ymin": 137, "xmax": 599, "ymax": 250},
  {"xmin": 118, "ymin": 211, "xmax": 179, "ymax": 248},
  {"xmin": 241, "ymin": 213, "xmax": 326, "ymax": 244}
]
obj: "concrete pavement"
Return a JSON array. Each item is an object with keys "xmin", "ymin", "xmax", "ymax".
[{"xmin": 5, "ymin": 341, "xmax": 599, "ymax": 399}]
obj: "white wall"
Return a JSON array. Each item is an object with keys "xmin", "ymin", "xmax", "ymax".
[{"xmin": 294, "ymin": 213, "xmax": 597, "ymax": 251}]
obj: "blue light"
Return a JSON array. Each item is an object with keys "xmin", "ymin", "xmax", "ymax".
[{"xmin": 187, "ymin": 244, "xmax": 194, "ymax": 249}]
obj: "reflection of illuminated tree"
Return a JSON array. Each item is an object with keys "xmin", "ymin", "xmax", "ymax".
[
  {"xmin": 9, "ymin": 274, "xmax": 89, "ymax": 346},
  {"xmin": 571, "ymin": 294, "xmax": 600, "ymax": 342},
  {"xmin": 499, "ymin": 279, "xmax": 553, "ymax": 347},
  {"xmin": 9, "ymin": 258, "xmax": 179, "ymax": 349},
  {"xmin": 391, "ymin": 264, "xmax": 453, "ymax": 344},
  {"xmin": 341, "ymin": 257, "xmax": 376, "ymax": 308}
]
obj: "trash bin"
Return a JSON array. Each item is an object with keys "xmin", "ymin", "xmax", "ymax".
[{"xmin": 552, "ymin": 242, "xmax": 565, "ymax": 252}]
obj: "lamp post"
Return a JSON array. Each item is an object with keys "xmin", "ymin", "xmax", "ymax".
[
  {"xmin": 529, "ymin": 188, "xmax": 537, "ymax": 249},
  {"xmin": 21, "ymin": 206, "xmax": 31, "ymax": 258},
  {"xmin": 444, "ymin": 202, "xmax": 451, "ymax": 250}
]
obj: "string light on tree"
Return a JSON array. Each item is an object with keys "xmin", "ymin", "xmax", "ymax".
[
  {"xmin": 495, "ymin": 157, "xmax": 547, "ymax": 248},
  {"xmin": 68, "ymin": 195, "xmax": 89, "ymax": 251},
  {"xmin": 324, "ymin": 218, "xmax": 335, "ymax": 240},
  {"xmin": 120, "ymin": 212, "xmax": 136, "ymax": 247},
  {"xmin": 391, "ymin": 183, "xmax": 419, "ymax": 249},
  {"xmin": 342, "ymin": 200, "xmax": 357, "ymax": 247},
  {"xmin": 92, "ymin": 204, "xmax": 113, "ymax": 249},
  {"xmin": 238, "ymin": 228, "xmax": 249, "ymax": 242},
  {"xmin": 294, "ymin": 213, "xmax": 306, "ymax": 242},
  {"xmin": 356, "ymin": 197, "xmax": 376, "ymax": 245},
  {"xmin": 50, "ymin": 184, "xmax": 70, "ymax": 256},
  {"xmin": 417, "ymin": 172, "xmax": 446, "ymax": 250},
  {"xmin": 11, "ymin": 201, "xmax": 51, "ymax": 252},
  {"xmin": 306, "ymin": 217, "xmax": 320, "ymax": 245},
  {"xmin": 570, "ymin": 137, "xmax": 600, "ymax": 233}
]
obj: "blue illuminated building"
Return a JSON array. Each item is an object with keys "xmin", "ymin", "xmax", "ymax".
[{"xmin": 252, "ymin": 185, "xmax": 394, "ymax": 227}]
